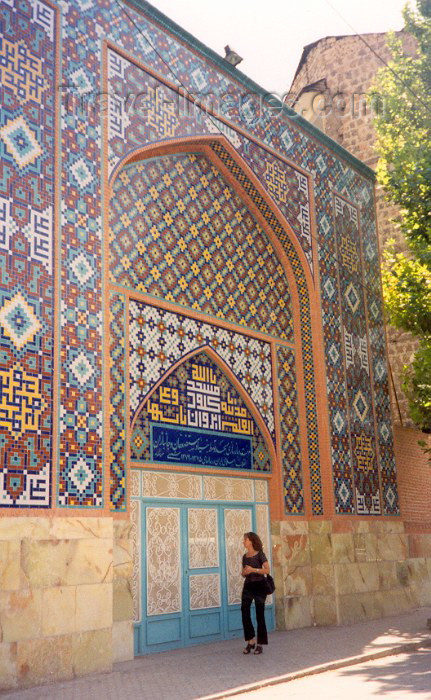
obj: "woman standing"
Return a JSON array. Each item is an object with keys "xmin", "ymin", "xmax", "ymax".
[{"xmin": 241, "ymin": 531, "xmax": 270, "ymax": 655}]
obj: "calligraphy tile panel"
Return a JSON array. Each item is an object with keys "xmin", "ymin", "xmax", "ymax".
[{"xmin": 131, "ymin": 350, "xmax": 272, "ymax": 472}]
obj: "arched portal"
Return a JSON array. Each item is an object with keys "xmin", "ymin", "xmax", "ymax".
[{"xmin": 107, "ymin": 136, "xmax": 330, "ymax": 652}]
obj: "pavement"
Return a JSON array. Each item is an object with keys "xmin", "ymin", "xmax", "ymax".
[{"xmin": 2, "ymin": 606, "xmax": 431, "ymax": 700}]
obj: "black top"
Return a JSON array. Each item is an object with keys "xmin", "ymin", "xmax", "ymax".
[{"xmin": 242, "ymin": 550, "xmax": 268, "ymax": 583}]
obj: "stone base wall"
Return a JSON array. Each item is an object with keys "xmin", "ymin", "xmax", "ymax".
[
  {"xmin": 0, "ymin": 516, "xmax": 133, "ymax": 691},
  {"xmin": 272, "ymin": 519, "xmax": 431, "ymax": 630}
]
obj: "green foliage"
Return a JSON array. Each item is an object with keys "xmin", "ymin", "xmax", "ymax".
[
  {"xmin": 381, "ymin": 246, "xmax": 431, "ymax": 335},
  {"xmin": 402, "ymin": 339, "xmax": 431, "ymax": 432},
  {"xmin": 373, "ymin": 1, "xmax": 431, "ymax": 435}
]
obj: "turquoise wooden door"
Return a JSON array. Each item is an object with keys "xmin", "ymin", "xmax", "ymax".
[{"xmin": 134, "ymin": 501, "xmax": 275, "ymax": 654}]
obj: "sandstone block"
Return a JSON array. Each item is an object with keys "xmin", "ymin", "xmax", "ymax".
[
  {"xmin": 0, "ymin": 590, "xmax": 42, "ymax": 643},
  {"xmin": 309, "ymin": 534, "xmax": 332, "ymax": 565},
  {"xmin": 50, "ymin": 518, "xmax": 113, "ymax": 541},
  {"xmin": 42, "ymin": 586, "xmax": 76, "ymax": 637},
  {"xmin": 72, "ymin": 629, "xmax": 112, "ymax": 676},
  {"xmin": 114, "ymin": 539, "xmax": 133, "ymax": 580},
  {"xmin": 338, "ymin": 591, "xmax": 383, "ymax": 625},
  {"xmin": 113, "ymin": 578, "xmax": 134, "ymax": 623},
  {"xmin": 76, "ymin": 583, "xmax": 112, "ymax": 632},
  {"xmin": 0, "ymin": 518, "xmax": 50, "ymax": 541},
  {"xmin": 17, "ymin": 635, "xmax": 73, "ymax": 688},
  {"xmin": 308, "ymin": 520, "xmax": 332, "ymax": 535},
  {"xmin": 335, "ymin": 562, "xmax": 379, "ymax": 595},
  {"xmin": 312, "ymin": 595, "xmax": 337, "ymax": 626},
  {"xmin": 283, "ymin": 535, "xmax": 310, "ymax": 568},
  {"xmin": 376, "ymin": 534, "xmax": 407, "ymax": 561},
  {"xmin": 312, "ymin": 564, "xmax": 335, "ymax": 596},
  {"xmin": 284, "ymin": 596, "xmax": 312, "ymax": 630},
  {"xmin": 0, "ymin": 642, "xmax": 17, "ymax": 691},
  {"xmin": 332, "ymin": 533, "xmax": 354, "ymax": 563},
  {"xmin": 284, "ymin": 565, "xmax": 312, "ymax": 597},
  {"xmin": 377, "ymin": 561, "xmax": 399, "ymax": 590},
  {"xmin": 112, "ymin": 621, "xmax": 134, "ymax": 663},
  {"xmin": 0, "ymin": 541, "xmax": 22, "ymax": 591}
]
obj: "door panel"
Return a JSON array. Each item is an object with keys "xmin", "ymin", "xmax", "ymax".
[
  {"xmin": 146, "ymin": 507, "xmax": 181, "ymax": 616},
  {"xmin": 136, "ymin": 500, "xmax": 274, "ymax": 654},
  {"xmin": 224, "ymin": 508, "xmax": 252, "ymax": 604}
]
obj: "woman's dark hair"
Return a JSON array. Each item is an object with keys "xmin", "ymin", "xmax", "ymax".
[{"xmin": 244, "ymin": 531, "xmax": 263, "ymax": 551}]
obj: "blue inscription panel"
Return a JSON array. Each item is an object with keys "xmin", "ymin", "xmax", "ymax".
[{"xmin": 150, "ymin": 423, "xmax": 253, "ymax": 470}]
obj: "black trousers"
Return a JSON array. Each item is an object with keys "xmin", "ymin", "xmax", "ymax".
[{"xmin": 241, "ymin": 582, "xmax": 268, "ymax": 645}]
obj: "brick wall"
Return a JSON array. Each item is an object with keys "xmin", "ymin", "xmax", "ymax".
[
  {"xmin": 395, "ymin": 426, "xmax": 431, "ymax": 530},
  {"xmin": 288, "ymin": 32, "xmax": 418, "ymax": 427}
]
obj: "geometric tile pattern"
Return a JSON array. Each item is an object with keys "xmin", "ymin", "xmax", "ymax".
[
  {"xmin": 107, "ymin": 47, "xmax": 314, "ymax": 276},
  {"xmin": 131, "ymin": 350, "xmax": 271, "ymax": 472},
  {"xmin": 209, "ymin": 142, "xmax": 323, "ymax": 516},
  {"xmin": 110, "ymin": 153, "xmax": 294, "ymax": 341},
  {"xmin": 0, "ymin": 0, "xmax": 56, "ymax": 508},
  {"xmin": 277, "ymin": 346, "xmax": 304, "ymax": 514},
  {"xmin": 110, "ymin": 293, "xmax": 127, "ymax": 511},
  {"xmin": 129, "ymin": 300, "xmax": 275, "ymax": 440},
  {"xmin": 333, "ymin": 196, "xmax": 381, "ymax": 515},
  {"xmin": 57, "ymin": 3, "xmax": 104, "ymax": 507},
  {"xmin": 6, "ymin": 0, "xmax": 397, "ymax": 516}
]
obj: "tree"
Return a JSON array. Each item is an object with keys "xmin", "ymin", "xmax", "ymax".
[{"xmin": 373, "ymin": 0, "xmax": 431, "ymax": 434}]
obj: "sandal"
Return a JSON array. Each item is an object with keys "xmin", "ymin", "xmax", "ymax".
[
  {"xmin": 243, "ymin": 643, "xmax": 255, "ymax": 654},
  {"xmin": 254, "ymin": 645, "xmax": 263, "ymax": 655}
]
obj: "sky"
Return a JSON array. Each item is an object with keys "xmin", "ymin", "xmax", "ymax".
[{"xmin": 148, "ymin": 0, "xmax": 412, "ymax": 95}]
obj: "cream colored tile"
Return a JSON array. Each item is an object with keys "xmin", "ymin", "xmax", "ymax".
[
  {"xmin": 17, "ymin": 635, "xmax": 73, "ymax": 688},
  {"xmin": 76, "ymin": 584, "xmax": 112, "ymax": 632},
  {"xmin": 0, "ymin": 590, "xmax": 42, "ymax": 643},
  {"xmin": 64, "ymin": 539, "xmax": 113, "ymax": 585},
  {"xmin": 72, "ymin": 629, "xmax": 112, "ymax": 676},
  {"xmin": 42, "ymin": 586, "xmax": 76, "ymax": 637},
  {"xmin": 112, "ymin": 621, "xmax": 134, "ymax": 663},
  {"xmin": 114, "ymin": 520, "xmax": 133, "ymax": 542}
]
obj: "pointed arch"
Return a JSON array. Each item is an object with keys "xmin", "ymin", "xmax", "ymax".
[
  {"xmin": 107, "ymin": 134, "xmax": 333, "ymax": 517},
  {"xmin": 131, "ymin": 344, "xmax": 277, "ymax": 472}
]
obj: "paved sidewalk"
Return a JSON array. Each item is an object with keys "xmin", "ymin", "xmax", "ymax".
[{"xmin": 2, "ymin": 607, "xmax": 431, "ymax": 700}]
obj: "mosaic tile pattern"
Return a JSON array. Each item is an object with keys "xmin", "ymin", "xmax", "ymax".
[
  {"xmin": 209, "ymin": 142, "xmax": 323, "ymax": 515},
  {"xmin": 107, "ymin": 47, "xmax": 314, "ymax": 275},
  {"xmin": 131, "ymin": 351, "xmax": 271, "ymax": 472},
  {"xmin": 57, "ymin": 2, "xmax": 104, "ymax": 507},
  {"xmin": 334, "ymin": 196, "xmax": 380, "ymax": 515},
  {"xmin": 110, "ymin": 293, "xmax": 127, "ymax": 511},
  {"xmin": 277, "ymin": 346, "xmax": 303, "ymax": 514},
  {"xmin": 0, "ymin": 0, "xmax": 56, "ymax": 507},
  {"xmin": 110, "ymin": 153, "xmax": 294, "ymax": 341},
  {"xmin": 129, "ymin": 300, "xmax": 275, "ymax": 439},
  {"xmin": 4, "ymin": 0, "xmax": 397, "ymax": 515}
]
